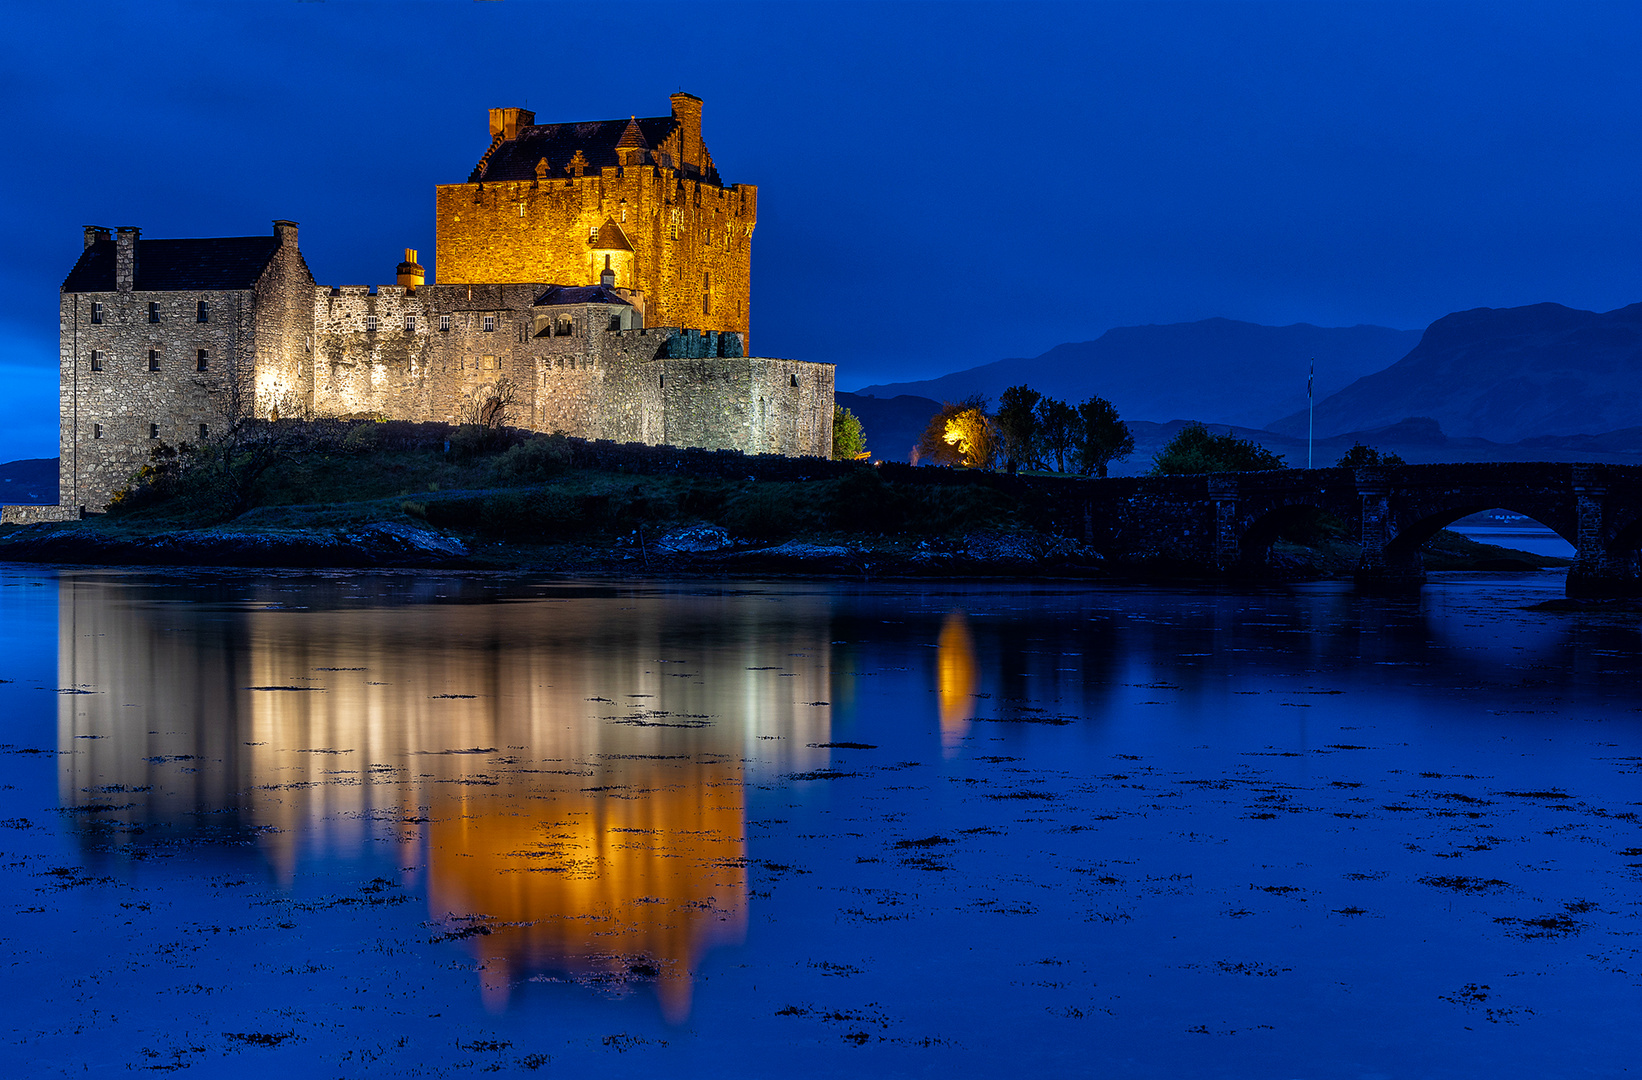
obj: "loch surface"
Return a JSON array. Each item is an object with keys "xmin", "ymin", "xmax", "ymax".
[{"xmin": 0, "ymin": 567, "xmax": 1637, "ymax": 1078}]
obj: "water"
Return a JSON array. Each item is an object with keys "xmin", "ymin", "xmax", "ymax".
[
  {"xmin": 1447, "ymin": 524, "xmax": 1576, "ymax": 560},
  {"xmin": 1, "ymin": 566, "xmax": 1638, "ymax": 1077}
]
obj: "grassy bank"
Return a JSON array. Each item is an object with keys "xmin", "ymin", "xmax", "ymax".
[{"xmin": 1, "ymin": 433, "xmax": 1569, "ymax": 576}]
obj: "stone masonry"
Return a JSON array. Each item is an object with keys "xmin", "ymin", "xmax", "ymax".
[{"xmin": 32, "ymin": 91, "xmax": 833, "ymax": 513}]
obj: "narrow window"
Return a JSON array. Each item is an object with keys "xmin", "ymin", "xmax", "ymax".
[
  {"xmin": 196, "ymin": 349, "xmax": 209, "ymax": 372},
  {"xmin": 790, "ymin": 373, "xmax": 800, "ymax": 387},
  {"xmin": 366, "ymin": 315, "xmax": 378, "ymax": 332},
  {"xmin": 93, "ymin": 424, "xmax": 102, "ymax": 439},
  {"xmin": 148, "ymin": 302, "xmax": 160, "ymax": 323},
  {"xmin": 702, "ymin": 272, "xmax": 711, "ymax": 315},
  {"xmin": 196, "ymin": 300, "xmax": 209, "ymax": 323},
  {"xmin": 405, "ymin": 314, "xmax": 417, "ymax": 332},
  {"xmin": 89, "ymin": 350, "xmax": 103, "ymax": 372},
  {"xmin": 149, "ymin": 423, "xmax": 159, "ymax": 439},
  {"xmin": 659, "ymin": 374, "xmax": 665, "ymax": 388},
  {"xmin": 90, "ymin": 302, "xmax": 103, "ymax": 325},
  {"xmin": 588, "ymin": 226, "xmax": 599, "ymax": 243},
  {"xmin": 608, "ymin": 315, "xmax": 621, "ymax": 332},
  {"xmin": 198, "ymin": 423, "xmax": 209, "ymax": 439},
  {"xmin": 439, "ymin": 314, "xmax": 451, "ymax": 332},
  {"xmin": 483, "ymin": 314, "xmax": 496, "ymax": 333},
  {"xmin": 148, "ymin": 349, "xmax": 160, "ymax": 371}
]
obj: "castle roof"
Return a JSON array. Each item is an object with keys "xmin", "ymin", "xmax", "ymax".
[
  {"xmin": 534, "ymin": 284, "xmax": 633, "ymax": 307},
  {"xmin": 592, "ymin": 218, "xmax": 634, "ymax": 252},
  {"xmin": 472, "ymin": 116, "xmax": 721, "ymax": 185},
  {"xmin": 62, "ymin": 236, "xmax": 283, "ymax": 292}
]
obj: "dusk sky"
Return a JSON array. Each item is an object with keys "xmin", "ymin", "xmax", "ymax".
[{"xmin": 2, "ymin": 0, "xmax": 1640, "ymax": 463}]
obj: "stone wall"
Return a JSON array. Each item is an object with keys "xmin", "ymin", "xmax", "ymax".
[
  {"xmin": 433, "ymin": 169, "xmax": 755, "ymax": 345},
  {"xmin": 60, "ymin": 286, "xmax": 256, "ymax": 510},
  {"xmin": 0, "ymin": 504, "xmax": 81, "ymax": 525}
]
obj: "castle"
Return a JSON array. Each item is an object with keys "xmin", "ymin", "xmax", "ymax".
[{"xmin": 29, "ymin": 92, "xmax": 833, "ymax": 515}]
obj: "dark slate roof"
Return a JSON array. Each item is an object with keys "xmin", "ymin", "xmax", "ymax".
[
  {"xmin": 534, "ymin": 284, "xmax": 633, "ymax": 307},
  {"xmin": 474, "ymin": 116, "xmax": 721, "ymax": 185},
  {"xmin": 62, "ymin": 237, "xmax": 282, "ymax": 292}
]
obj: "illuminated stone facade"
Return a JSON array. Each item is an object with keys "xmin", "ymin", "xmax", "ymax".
[
  {"xmin": 435, "ymin": 93, "xmax": 754, "ymax": 345},
  {"xmin": 41, "ymin": 92, "xmax": 833, "ymax": 512}
]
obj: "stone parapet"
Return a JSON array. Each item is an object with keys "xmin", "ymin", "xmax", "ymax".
[{"xmin": 2, "ymin": 504, "xmax": 83, "ymax": 525}]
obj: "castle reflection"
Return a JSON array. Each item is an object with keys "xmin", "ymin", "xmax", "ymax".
[
  {"xmin": 53, "ymin": 576, "xmax": 832, "ymax": 1017},
  {"xmin": 937, "ymin": 609, "xmax": 976, "ymax": 753}
]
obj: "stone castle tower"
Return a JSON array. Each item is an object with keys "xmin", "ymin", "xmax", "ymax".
[
  {"xmin": 14, "ymin": 91, "xmax": 832, "ymax": 520},
  {"xmin": 434, "ymin": 93, "xmax": 755, "ymax": 345}
]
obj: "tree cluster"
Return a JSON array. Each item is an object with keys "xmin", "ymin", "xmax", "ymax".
[
  {"xmin": 987, "ymin": 386, "xmax": 1135, "ymax": 476},
  {"xmin": 1149, "ymin": 423, "xmax": 1285, "ymax": 474}
]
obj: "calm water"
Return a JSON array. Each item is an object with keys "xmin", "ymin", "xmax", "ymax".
[
  {"xmin": 1, "ymin": 566, "xmax": 1638, "ymax": 1078},
  {"xmin": 1448, "ymin": 524, "xmax": 1576, "ymax": 560}
]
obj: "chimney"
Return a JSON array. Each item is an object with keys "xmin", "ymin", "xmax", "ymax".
[
  {"xmin": 273, "ymin": 219, "xmax": 299, "ymax": 250},
  {"xmin": 83, "ymin": 225, "xmax": 110, "ymax": 251},
  {"xmin": 670, "ymin": 92, "xmax": 703, "ymax": 171},
  {"xmin": 115, "ymin": 226, "xmax": 139, "ymax": 292},
  {"xmin": 487, "ymin": 106, "xmax": 535, "ymax": 142},
  {"xmin": 397, "ymin": 248, "xmax": 425, "ymax": 289},
  {"xmin": 601, "ymin": 255, "xmax": 616, "ymax": 289}
]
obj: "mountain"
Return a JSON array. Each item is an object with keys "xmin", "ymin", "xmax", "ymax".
[
  {"xmin": 835, "ymin": 392, "xmax": 941, "ymax": 464},
  {"xmin": 1269, "ymin": 302, "xmax": 1642, "ymax": 442},
  {"xmin": 853, "ymin": 318, "xmax": 1421, "ymax": 429},
  {"xmin": 0, "ymin": 458, "xmax": 57, "ymax": 505}
]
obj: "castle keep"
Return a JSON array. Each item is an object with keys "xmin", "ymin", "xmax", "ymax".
[{"xmin": 39, "ymin": 92, "xmax": 831, "ymax": 513}]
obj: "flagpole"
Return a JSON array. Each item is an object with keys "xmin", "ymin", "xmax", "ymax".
[{"xmin": 1307, "ymin": 359, "xmax": 1315, "ymax": 470}]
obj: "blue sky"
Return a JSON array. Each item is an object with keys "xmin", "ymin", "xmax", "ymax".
[{"xmin": 2, "ymin": 0, "xmax": 1640, "ymax": 463}]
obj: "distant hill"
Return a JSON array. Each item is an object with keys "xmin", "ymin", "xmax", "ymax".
[
  {"xmin": 835, "ymin": 392, "xmax": 941, "ymax": 464},
  {"xmin": 0, "ymin": 458, "xmax": 57, "ymax": 505},
  {"xmin": 853, "ymin": 318, "xmax": 1421, "ymax": 429},
  {"xmin": 1269, "ymin": 302, "xmax": 1642, "ymax": 442}
]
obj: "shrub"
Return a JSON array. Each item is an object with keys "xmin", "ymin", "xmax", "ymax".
[{"xmin": 491, "ymin": 434, "xmax": 572, "ymax": 485}]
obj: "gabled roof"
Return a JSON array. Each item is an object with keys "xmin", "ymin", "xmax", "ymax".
[
  {"xmin": 472, "ymin": 116, "xmax": 721, "ymax": 185},
  {"xmin": 534, "ymin": 284, "xmax": 633, "ymax": 307},
  {"xmin": 592, "ymin": 218, "xmax": 634, "ymax": 252},
  {"xmin": 62, "ymin": 236, "xmax": 284, "ymax": 292}
]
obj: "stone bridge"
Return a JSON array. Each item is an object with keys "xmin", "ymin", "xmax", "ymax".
[{"xmin": 1062, "ymin": 462, "xmax": 1642, "ymax": 596}]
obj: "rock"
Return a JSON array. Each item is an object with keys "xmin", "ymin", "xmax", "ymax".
[{"xmin": 653, "ymin": 524, "xmax": 733, "ymax": 553}]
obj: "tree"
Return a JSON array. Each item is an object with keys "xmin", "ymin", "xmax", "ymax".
[
  {"xmin": 1151, "ymin": 423, "xmax": 1286, "ymax": 474},
  {"xmin": 1335, "ymin": 442, "xmax": 1405, "ymax": 468},
  {"xmin": 993, "ymin": 385, "xmax": 1041, "ymax": 472},
  {"xmin": 1035, "ymin": 396, "xmax": 1080, "ymax": 472},
  {"xmin": 915, "ymin": 395, "xmax": 997, "ymax": 469},
  {"xmin": 832, "ymin": 405, "xmax": 868, "ymax": 460},
  {"xmin": 1075, "ymin": 396, "xmax": 1134, "ymax": 477}
]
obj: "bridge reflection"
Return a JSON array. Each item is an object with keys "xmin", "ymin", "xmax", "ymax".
[{"xmin": 53, "ymin": 576, "xmax": 830, "ymax": 1017}]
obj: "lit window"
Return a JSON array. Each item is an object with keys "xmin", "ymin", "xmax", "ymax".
[
  {"xmin": 483, "ymin": 315, "xmax": 496, "ymax": 333},
  {"xmin": 148, "ymin": 350, "xmax": 160, "ymax": 371},
  {"xmin": 90, "ymin": 302, "xmax": 103, "ymax": 324},
  {"xmin": 588, "ymin": 226, "xmax": 599, "ymax": 243},
  {"xmin": 149, "ymin": 423, "xmax": 159, "ymax": 439},
  {"xmin": 89, "ymin": 350, "xmax": 103, "ymax": 372},
  {"xmin": 196, "ymin": 301, "xmax": 209, "ymax": 323},
  {"xmin": 93, "ymin": 424, "xmax": 102, "ymax": 439},
  {"xmin": 198, "ymin": 423, "xmax": 209, "ymax": 439},
  {"xmin": 439, "ymin": 314, "xmax": 451, "ymax": 332},
  {"xmin": 196, "ymin": 349, "xmax": 209, "ymax": 372},
  {"xmin": 405, "ymin": 314, "xmax": 417, "ymax": 332},
  {"xmin": 366, "ymin": 315, "xmax": 378, "ymax": 332},
  {"xmin": 148, "ymin": 302, "xmax": 160, "ymax": 323}
]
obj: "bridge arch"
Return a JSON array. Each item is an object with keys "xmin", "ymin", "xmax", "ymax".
[
  {"xmin": 1235, "ymin": 498, "xmax": 1353, "ymax": 569},
  {"xmin": 1383, "ymin": 502, "xmax": 1577, "ymax": 564}
]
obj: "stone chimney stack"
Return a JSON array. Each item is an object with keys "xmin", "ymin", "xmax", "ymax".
[
  {"xmin": 273, "ymin": 219, "xmax": 299, "ymax": 250},
  {"xmin": 397, "ymin": 248, "xmax": 426, "ymax": 289},
  {"xmin": 670, "ymin": 92, "xmax": 703, "ymax": 171},
  {"xmin": 114, "ymin": 226, "xmax": 139, "ymax": 292},
  {"xmin": 488, "ymin": 107, "xmax": 535, "ymax": 142},
  {"xmin": 601, "ymin": 255, "xmax": 616, "ymax": 289},
  {"xmin": 83, "ymin": 225, "xmax": 110, "ymax": 251}
]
